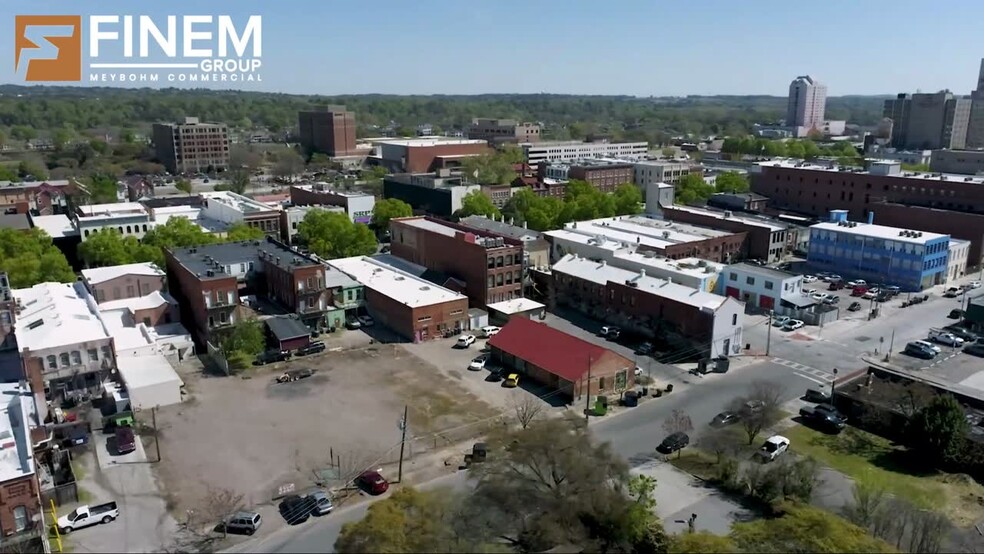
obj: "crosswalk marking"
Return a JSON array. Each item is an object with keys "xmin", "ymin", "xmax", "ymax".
[{"xmin": 770, "ymin": 357, "xmax": 836, "ymax": 383}]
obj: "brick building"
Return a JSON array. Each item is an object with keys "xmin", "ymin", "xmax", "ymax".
[
  {"xmin": 390, "ymin": 217, "xmax": 524, "ymax": 307},
  {"xmin": 289, "ymin": 184, "xmax": 375, "ymax": 224},
  {"xmin": 80, "ymin": 262, "xmax": 166, "ymax": 304},
  {"xmin": 200, "ymin": 191, "xmax": 282, "ymax": 237},
  {"xmin": 488, "ymin": 318, "xmax": 634, "ymax": 403},
  {"xmin": 298, "ymin": 106, "xmax": 358, "ymax": 157},
  {"xmin": 467, "ymin": 119, "xmax": 541, "ymax": 145},
  {"xmin": 551, "ymin": 254, "xmax": 744, "ymax": 358},
  {"xmin": 373, "ymin": 138, "xmax": 489, "ymax": 173},
  {"xmin": 566, "ymin": 162, "xmax": 635, "ymax": 193},
  {"xmin": 328, "ymin": 256, "xmax": 469, "ymax": 342},
  {"xmin": 660, "ymin": 205, "xmax": 790, "ymax": 263},
  {"xmin": 0, "ymin": 383, "xmax": 42, "ymax": 549},
  {"xmin": 750, "ymin": 159, "xmax": 984, "ymax": 261},
  {"xmin": 152, "ymin": 117, "xmax": 230, "ymax": 174}
]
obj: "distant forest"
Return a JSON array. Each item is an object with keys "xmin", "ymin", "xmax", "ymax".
[{"xmin": 0, "ymin": 85, "xmax": 889, "ymax": 143}]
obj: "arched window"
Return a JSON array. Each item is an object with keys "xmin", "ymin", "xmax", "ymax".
[
  {"xmin": 126, "ymin": 225, "xmax": 132, "ymax": 234},
  {"xmin": 46, "ymin": 355, "xmax": 57, "ymax": 369},
  {"xmin": 118, "ymin": 226, "xmax": 124, "ymax": 233},
  {"xmin": 84, "ymin": 229, "xmax": 90, "ymax": 237},
  {"xmin": 142, "ymin": 224, "xmax": 148, "ymax": 232}
]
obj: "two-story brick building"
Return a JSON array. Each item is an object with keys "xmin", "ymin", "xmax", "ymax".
[
  {"xmin": 0, "ymin": 383, "xmax": 43, "ymax": 550},
  {"xmin": 389, "ymin": 217, "xmax": 524, "ymax": 307},
  {"xmin": 80, "ymin": 262, "xmax": 166, "ymax": 304},
  {"xmin": 660, "ymin": 205, "xmax": 790, "ymax": 263}
]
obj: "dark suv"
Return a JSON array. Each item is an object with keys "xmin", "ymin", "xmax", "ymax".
[
  {"xmin": 656, "ymin": 432, "xmax": 690, "ymax": 454},
  {"xmin": 254, "ymin": 349, "xmax": 291, "ymax": 366},
  {"xmin": 278, "ymin": 495, "xmax": 317, "ymax": 525},
  {"xmin": 296, "ymin": 341, "xmax": 326, "ymax": 356}
]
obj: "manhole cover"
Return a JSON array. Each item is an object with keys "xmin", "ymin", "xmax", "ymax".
[{"xmin": 855, "ymin": 336, "xmax": 871, "ymax": 342}]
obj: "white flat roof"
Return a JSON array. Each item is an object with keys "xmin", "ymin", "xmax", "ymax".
[
  {"xmin": 82, "ymin": 262, "xmax": 164, "ymax": 285},
  {"xmin": 328, "ymin": 256, "xmax": 466, "ymax": 308},
  {"xmin": 0, "ymin": 383, "xmax": 36, "ymax": 482},
  {"xmin": 30, "ymin": 214, "xmax": 77, "ymax": 238},
  {"xmin": 552, "ymin": 254, "xmax": 731, "ymax": 311},
  {"xmin": 757, "ymin": 159, "xmax": 984, "ymax": 185},
  {"xmin": 399, "ymin": 217, "xmax": 458, "ymax": 237},
  {"xmin": 99, "ymin": 308, "xmax": 152, "ymax": 351},
  {"xmin": 612, "ymin": 250, "xmax": 725, "ymax": 278},
  {"xmin": 117, "ymin": 354, "xmax": 183, "ymax": 390},
  {"xmin": 97, "ymin": 290, "xmax": 172, "ymax": 312},
  {"xmin": 486, "ymin": 298, "xmax": 545, "ymax": 314},
  {"xmin": 201, "ymin": 190, "xmax": 276, "ymax": 214},
  {"xmin": 550, "ymin": 216, "xmax": 729, "ymax": 250},
  {"xmin": 668, "ymin": 205, "xmax": 786, "ymax": 232},
  {"xmin": 811, "ymin": 221, "xmax": 949, "ymax": 244},
  {"xmin": 13, "ymin": 282, "xmax": 110, "ymax": 351},
  {"xmin": 378, "ymin": 138, "xmax": 486, "ymax": 147},
  {"xmin": 78, "ymin": 202, "xmax": 147, "ymax": 217}
]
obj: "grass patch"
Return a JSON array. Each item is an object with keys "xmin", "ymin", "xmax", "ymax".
[
  {"xmin": 784, "ymin": 424, "xmax": 984, "ymax": 525},
  {"xmin": 668, "ymin": 449, "xmax": 719, "ymax": 480},
  {"xmin": 71, "ymin": 460, "xmax": 85, "ymax": 482},
  {"xmin": 76, "ymin": 485, "xmax": 93, "ymax": 504}
]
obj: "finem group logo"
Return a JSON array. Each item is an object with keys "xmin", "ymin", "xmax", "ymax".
[{"xmin": 14, "ymin": 15, "xmax": 262, "ymax": 84}]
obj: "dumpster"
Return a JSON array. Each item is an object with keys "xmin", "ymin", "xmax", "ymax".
[
  {"xmin": 472, "ymin": 443, "xmax": 487, "ymax": 463},
  {"xmin": 714, "ymin": 356, "xmax": 730, "ymax": 373}
]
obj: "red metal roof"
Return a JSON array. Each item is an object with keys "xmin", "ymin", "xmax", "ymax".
[{"xmin": 488, "ymin": 318, "xmax": 620, "ymax": 382}]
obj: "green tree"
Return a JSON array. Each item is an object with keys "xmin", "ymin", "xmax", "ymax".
[
  {"xmin": 674, "ymin": 174, "xmax": 716, "ymax": 205},
  {"xmin": 908, "ymin": 394, "xmax": 968, "ymax": 466},
  {"xmin": 371, "ymin": 198, "xmax": 413, "ymax": 230},
  {"xmin": 0, "ymin": 130, "xmax": 7, "ymax": 148},
  {"xmin": 730, "ymin": 503, "xmax": 897, "ymax": 553},
  {"xmin": 462, "ymin": 151, "xmax": 516, "ymax": 185},
  {"xmin": 229, "ymin": 144, "xmax": 263, "ymax": 171},
  {"xmin": 498, "ymin": 143, "xmax": 526, "ymax": 164},
  {"xmin": 297, "ymin": 210, "xmax": 377, "ymax": 259},
  {"xmin": 227, "ymin": 170, "xmax": 250, "ymax": 195},
  {"xmin": 225, "ymin": 223, "xmax": 265, "ymax": 242},
  {"xmin": 308, "ymin": 152, "xmax": 333, "ymax": 171},
  {"xmin": 52, "ymin": 127, "xmax": 74, "ymax": 150},
  {"xmin": 10, "ymin": 125, "xmax": 36, "ymax": 141},
  {"xmin": 174, "ymin": 178, "xmax": 194, "ymax": 195},
  {"xmin": 78, "ymin": 229, "xmax": 152, "ymax": 268},
  {"xmin": 613, "ymin": 183, "xmax": 643, "ymax": 215},
  {"xmin": 668, "ymin": 532, "xmax": 739, "ymax": 553},
  {"xmin": 0, "ymin": 165, "xmax": 18, "ymax": 182},
  {"xmin": 0, "ymin": 229, "xmax": 75, "ymax": 287},
  {"xmin": 714, "ymin": 172, "xmax": 750, "ymax": 194},
  {"xmin": 219, "ymin": 318, "xmax": 265, "ymax": 369},
  {"xmin": 455, "ymin": 190, "xmax": 502, "ymax": 219},
  {"xmin": 141, "ymin": 217, "xmax": 217, "ymax": 266},
  {"xmin": 83, "ymin": 175, "xmax": 119, "ymax": 204},
  {"xmin": 901, "ymin": 163, "xmax": 930, "ymax": 172},
  {"xmin": 272, "ymin": 149, "xmax": 305, "ymax": 181},
  {"xmin": 18, "ymin": 159, "xmax": 48, "ymax": 180}
]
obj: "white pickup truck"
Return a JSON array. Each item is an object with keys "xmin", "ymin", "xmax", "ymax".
[{"xmin": 58, "ymin": 502, "xmax": 119, "ymax": 533}]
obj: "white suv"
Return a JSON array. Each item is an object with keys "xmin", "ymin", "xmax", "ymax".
[
  {"xmin": 757, "ymin": 435, "xmax": 790, "ymax": 462},
  {"xmin": 456, "ymin": 334, "xmax": 476, "ymax": 348}
]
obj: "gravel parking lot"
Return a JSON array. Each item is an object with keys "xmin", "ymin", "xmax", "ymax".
[{"xmin": 154, "ymin": 342, "xmax": 499, "ymax": 520}]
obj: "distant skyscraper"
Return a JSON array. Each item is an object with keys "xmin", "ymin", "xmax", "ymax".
[
  {"xmin": 978, "ymin": 58, "xmax": 984, "ymax": 91},
  {"xmin": 298, "ymin": 106, "xmax": 358, "ymax": 157},
  {"xmin": 883, "ymin": 90, "xmax": 971, "ymax": 150},
  {"xmin": 967, "ymin": 59, "xmax": 984, "ymax": 149},
  {"xmin": 786, "ymin": 76, "xmax": 827, "ymax": 129}
]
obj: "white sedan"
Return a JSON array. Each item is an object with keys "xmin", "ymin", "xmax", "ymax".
[
  {"xmin": 456, "ymin": 334, "xmax": 476, "ymax": 348},
  {"xmin": 802, "ymin": 275, "xmax": 818, "ymax": 283},
  {"xmin": 783, "ymin": 319, "xmax": 804, "ymax": 331},
  {"xmin": 811, "ymin": 292, "xmax": 829, "ymax": 302},
  {"xmin": 969, "ymin": 281, "xmax": 982, "ymax": 289},
  {"xmin": 757, "ymin": 435, "xmax": 790, "ymax": 462},
  {"xmin": 847, "ymin": 280, "xmax": 867, "ymax": 287},
  {"xmin": 932, "ymin": 333, "xmax": 964, "ymax": 347},
  {"xmin": 468, "ymin": 355, "xmax": 489, "ymax": 371}
]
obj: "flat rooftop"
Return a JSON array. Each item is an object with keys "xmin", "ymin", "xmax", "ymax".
[
  {"xmin": 0, "ymin": 179, "xmax": 73, "ymax": 189},
  {"xmin": 459, "ymin": 215, "xmax": 543, "ymax": 242},
  {"xmin": 168, "ymin": 241, "xmax": 261, "ymax": 279},
  {"xmin": 611, "ymin": 250, "xmax": 725, "ymax": 279},
  {"xmin": 521, "ymin": 140, "xmax": 648, "ymax": 148},
  {"xmin": 30, "ymin": 214, "xmax": 78, "ymax": 238},
  {"xmin": 293, "ymin": 183, "xmax": 374, "ymax": 199},
  {"xmin": 396, "ymin": 217, "xmax": 514, "ymax": 248},
  {"xmin": 757, "ymin": 159, "xmax": 984, "ymax": 186},
  {"xmin": 201, "ymin": 191, "xmax": 277, "ymax": 215},
  {"xmin": 13, "ymin": 282, "xmax": 110, "ymax": 351},
  {"xmin": 78, "ymin": 202, "xmax": 148, "ymax": 217},
  {"xmin": 811, "ymin": 221, "xmax": 949, "ymax": 244},
  {"xmin": 117, "ymin": 354, "xmax": 183, "ymax": 390},
  {"xmin": 0, "ymin": 383, "xmax": 36, "ymax": 483},
  {"xmin": 81, "ymin": 262, "xmax": 164, "ymax": 285},
  {"xmin": 550, "ymin": 215, "xmax": 731, "ymax": 250},
  {"xmin": 729, "ymin": 262, "xmax": 800, "ymax": 281},
  {"xmin": 376, "ymin": 138, "xmax": 486, "ymax": 147},
  {"xmin": 486, "ymin": 298, "xmax": 546, "ymax": 315},
  {"xmin": 328, "ymin": 256, "xmax": 466, "ymax": 308},
  {"xmin": 667, "ymin": 205, "xmax": 786, "ymax": 232},
  {"xmin": 552, "ymin": 254, "xmax": 732, "ymax": 311}
]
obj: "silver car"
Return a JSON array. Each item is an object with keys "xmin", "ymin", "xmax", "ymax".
[{"xmin": 310, "ymin": 491, "xmax": 333, "ymax": 516}]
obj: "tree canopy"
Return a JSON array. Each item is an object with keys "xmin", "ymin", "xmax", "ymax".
[
  {"xmin": 674, "ymin": 174, "xmax": 717, "ymax": 205},
  {"xmin": 462, "ymin": 150, "xmax": 517, "ymax": 186},
  {"xmin": 297, "ymin": 210, "xmax": 377, "ymax": 259},
  {"xmin": 721, "ymin": 136, "xmax": 857, "ymax": 160},
  {"xmin": 455, "ymin": 190, "xmax": 502, "ymax": 219},
  {"xmin": 219, "ymin": 318, "xmax": 265, "ymax": 370},
  {"xmin": 729, "ymin": 503, "xmax": 897, "ymax": 553},
  {"xmin": 0, "ymin": 228, "xmax": 76, "ymax": 288},
  {"xmin": 77, "ymin": 229, "xmax": 159, "ymax": 268},
  {"xmin": 908, "ymin": 394, "xmax": 968, "ymax": 466},
  {"xmin": 225, "ymin": 223, "xmax": 266, "ymax": 242},
  {"xmin": 714, "ymin": 172, "xmax": 750, "ymax": 194},
  {"xmin": 371, "ymin": 198, "xmax": 413, "ymax": 230},
  {"xmin": 141, "ymin": 217, "xmax": 218, "ymax": 266},
  {"xmin": 501, "ymin": 180, "xmax": 640, "ymax": 232}
]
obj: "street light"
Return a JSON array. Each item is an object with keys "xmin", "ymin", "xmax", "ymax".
[{"xmin": 830, "ymin": 368, "xmax": 839, "ymax": 399}]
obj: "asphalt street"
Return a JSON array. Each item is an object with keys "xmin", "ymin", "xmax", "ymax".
[{"xmin": 239, "ymin": 359, "xmax": 822, "ymax": 553}]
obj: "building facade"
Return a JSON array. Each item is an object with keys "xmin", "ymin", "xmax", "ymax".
[
  {"xmin": 382, "ymin": 173, "xmax": 481, "ymax": 217},
  {"xmin": 328, "ymin": 256, "xmax": 469, "ymax": 342},
  {"xmin": 152, "ymin": 117, "xmax": 230, "ymax": 174},
  {"xmin": 633, "ymin": 160, "xmax": 692, "ymax": 187},
  {"xmin": 390, "ymin": 217, "xmax": 524, "ymax": 307},
  {"xmin": 75, "ymin": 202, "xmax": 154, "ymax": 241},
  {"xmin": 718, "ymin": 263, "xmax": 804, "ymax": 314},
  {"xmin": 929, "ymin": 149, "xmax": 984, "ymax": 175},
  {"xmin": 289, "ymin": 184, "xmax": 375, "ymax": 224},
  {"xmin": 81, "ymin": 262, "xmax": 166, "ymax": 304},
  {"xmin": 660, "ymin": 205, "xmax": 789, "ymax": 263},
  {"xmin": 200, "ymin": 191, "xmax": 282, "ymax": 237},
  {"xmin": 520, "ymin": 141, "xmax": 649, "ymax": 165},
  {"xmin": 807, "ymin": 210, "xmax": 950, "ymax": 291},
  {"xmin": 0, "ymin": 180, "xmax": 76, "ymax": 215},
  {"xmin": 0, "ymin": 383, "xmax": 42, "ymax": 548},
  {"xmin": 467, "ymin": 119, "xmax": 541, "ymax": 144},
  {"xmin": 280, "ymin": 205, "xmax": 346, "ymax": 244},
  {"xmin": 786, "ymin": 75, "xmax": 827, "ymax": 129},
  {"xmin": 883, "ymin": 92, "xmax": 971, "ymax": 150},
  {"xmin": 298, "ymin": 107, "xmax": 358, "ymax": 157},
  {"xmin": 458, "ymin": 215, "xmax": 551, "ymax": 271},
  {"xmin": 947, "ymin": 238, "xmax": 970, "ymax": 283},
  {"xmin": 373, "ymin": 138, "xmax": 489, "ymax": 173}
]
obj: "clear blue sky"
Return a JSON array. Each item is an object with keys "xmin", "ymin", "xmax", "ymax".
[{"xmin": 2, "ymin": 0, "xmax": 982, "ymax": 96}]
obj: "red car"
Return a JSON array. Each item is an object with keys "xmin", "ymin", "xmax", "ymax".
[
  {"xmin": 851, "ymin": 286, "xmax": 868, "ymax": 297},
  {"xmin": 356, "ymin": 470, "xmax": 389, "ymax": 495}
]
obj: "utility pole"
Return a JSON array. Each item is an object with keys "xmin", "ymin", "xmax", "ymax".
[
  {"xmin": 584, "ymin": 356, "xmax": 593, "ymax": 424},
  {"xmin": 766, "ymin": 311, "xmax": 772, "ymax": 356},
  {"xmin": 152, "ymin": 406, "xmax": 160, "ymax": 462},
  {"xmin": 885, "ymin": 329, "xmax": 895, "ymax": 362},
  {"xmin": 397, "ymin": 405, "xmax": 408, "ymax": 483}
]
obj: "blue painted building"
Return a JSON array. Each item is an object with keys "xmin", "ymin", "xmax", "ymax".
[{"xmin": 807, "ymin": 210, "xmax": 949, "ymax": 291}]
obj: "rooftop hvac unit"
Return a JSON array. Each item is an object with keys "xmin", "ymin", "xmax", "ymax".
[
  {"xmin": 206, "ymin": 270, "xmax": 214, "ymax": 277},
  {"xmin": 644, "ymin": 251, "xmax": 656, "ymax": 258}
]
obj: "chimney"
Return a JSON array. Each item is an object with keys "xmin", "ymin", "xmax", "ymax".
[
  {"xmin": 867, "ymin": 211, "xmax": 874, "ymax": 225},
  {"xmin": 523, "ymin": 220, "xmax": 528, "ymax": 229},
  {"xmin": 601, "ymin": 260, "xmax": 606, "ymax": 266},
  {"xmin": 510, "ymin": 217, "xmax": 514, "ymax": 226},
  {"xmin": 640, "ymin": 269, "xmax": 646, "ymax": 278}
]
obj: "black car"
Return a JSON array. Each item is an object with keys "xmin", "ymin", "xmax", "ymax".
[
  {"xmin": 803, "ymin": 388, "xmax": 831, "ymax": 403},
  {"xmin": 946, "ymin": 326, "xmax": 979, "ymax": 342},
  {"xmin": 296, "ymin": 341, "xmax": 326, "ymax": 356},
  {"xmin": 813, "ymin": 403, "xmax": 844, "ymax": 420},
  {"xmin": 847, "ymin": 302, "xmax": 862, "ymax": 312},
  {"xmin": 656, "ymin": 431, "xmax": 690, "ymax": 454},
  {"xmin": 635, "ymin": 342, "xmax": 654, "ymax": 355},
  {"xmin": 710, "ymin": 411, "xmax": 740, "ymax": 427},
  {"xmin": 949, "ymin": 309, "xmax": 965, "ymax": 320},
  {"xmin": 799, "ymin": 406, "xmax": 846, "ymax": 433},
  {"xmin": 964, "ymin": 343, "xmax": 984, "ymax": 357},
  {"xmin": 253, "ymin": 349, "xmax": 291, "ymax": 366},
  {"xmin": 278, "ymin": 495, "xmax": 317, "ymax": 525}
]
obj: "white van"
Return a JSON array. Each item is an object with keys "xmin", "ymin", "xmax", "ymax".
[{"xmin": 479, "ymin": 326, "xmax": 501, "ymax": 338}]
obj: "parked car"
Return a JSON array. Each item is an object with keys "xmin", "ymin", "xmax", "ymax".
[
  {"xmin": 310, "ymin": 491, "xmax": 334, "ymax": 515},
  {"xmin": 964, "ymin": 343, "xmax": 984, "ymax": 357},
  {"xmin": 357, "ymin": 315, "xmax": 375, "ymax": 327},
  {"xmin": 847, "ymin": 280, "xmax": 867, "ymax": 287},
  {"xmin": 606, "ymin": 329, "xmax": 622, "ymax": 341},
  {"xmin": 279, "ymin": 494, "xmax": 318, "ymax": 525},
  {"xmin": 114, "ymin": 426, "xmax": 136, "ymax": 455},
  {"xmin": 254, "ymin": 349, "xmax": 291, "ymax": 366},
  {"xmin": 757, "ymin": 435, "xmax": 790, "ymax": 462},
  {"xmin": 969, "ymin": 281, "xmax": 982, "ymax": 289},
  {"xmin": 345, "ymin": 316, "xmax": 362, "ymax": 330},
  {"xmin": 848, "ymin": 301, "xmax": 862, "ymax": 311},
  {"xmin": 710, "ymin": 411, "xmax": 740, "ymax": 427},
  {"xmin": 947, "ymin": 326, "xmax": 980, "ymax": 342},
  {"xmin": 479, "ymin": 326, "xmax": 501, "ymax": 338},
  {"xmin": 356, "ymin": 470, "xmax": 390, "ymax": 495},
  {"xmin": 276, "ymin": 368, "xmax": 315, "ymax": 383},
  {"xmin": 851, "ymin": 286, "xmax": 868, "ymax": 297},
  {"xmin": 599, "ymin": 325, "xmax": 620, "ymax": 337},
  {"xmin": 914, "ymin": 339, "xmax": 943, "ymax": 353},
  {"xmin": 885, "ymin": 285, "xmax": 901, "ymax": 296},
  {"xmin": 811, "ymin": 292, "xmax": 829, "ymax": 302},
  {"xmin": 456, "ymin": 334, "xmax": 477, "ymax": 348},
  {"xmin": 635, "ymin": 342, "xmax": 654, "ymax": 355},
  {"xmin": 904, "ymin": 342, "xmax": 936, "ymax": 359},
  {"xmin": 504, "ymin": 373, "xmax": 520, "ymax": 387},
  {"xmin": 944, "ymin": 287, "xmax": 961, "ymax": 298},
  {"xmin": 949, "ymin": 309, "xmax": 965, "ymax": 320},
  {"xmin": 802, "ymin": 288, "xmax": 817, "ymax": 295},
  {"xmin": 296, "ymin": 341, "xmax": 326, "ymax": 356},
  {"xmin": 221, "ymin": 511, "xmax": 262, "ymax": 535},
  {"xmin": 772, "ymin": 316, "xmax": 791, "ymax": 327},
  {"xmin": 929, "ymin": 329, "xmax": 964, "ymax": 347},
  {"xmin": 862, "ymin": 290, "xmax": 877, "ymax": 300},
  {"xmin": 804, "ymin": 388, "xmax": 831, "ymax": 403},
  {"xmin": 740, "ymin": 399, "xmax": 765, "ymax": 416},
  {"xmin": 783, "ymin": 319, "xmax": 804, "ymax": 331},
  {"xmin": 57, "ymin": 502, "xmax": 119, "ymax": 533},
  {"xmin": 802, "ymin": 275, "xmax": 818, "ymax": 283},
  {"xmin": 799, "ymin": 406, "xmax": 846, "ymax": 432},
  {"xmin": 828, "ymin": 281, "xmax": 844, "ymax": 291},
  {"xmin": 469, "ymin": 355, "xmax": 489, "ymax": 371},
  {"xmin": 656, "ymin": 431, "xmax": 690, "ymax": 454},
  {"xmin": 823, "ymin": 295, "xmax": 840, "ymax": 305}
]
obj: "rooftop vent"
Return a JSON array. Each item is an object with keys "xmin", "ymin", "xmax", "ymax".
[
  {"xmin": 723, "ymin": 211, "xmax": 733, "ymax": 218},
  {"xmin": 662, "ymin": 231, "xmax": 670, "ymax": 239},
  {"xmin": 206, "ymin": 270, "xmax": 214, "ymax": 277},
  {"xmin": 419, "ymin": 286, "xmax": 430, "ymax": 291},
  {"xmin": 625, "ymin": 280, "xmax": 638, "ymax": 288},
  {"xmin": 394, "ymin": 276, "xmax": 405, "ymax": 281}
]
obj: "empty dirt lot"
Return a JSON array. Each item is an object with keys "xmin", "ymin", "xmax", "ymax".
[{"xmin": 154, "ymin": 343, "xmax": 499, "ymax": 516}]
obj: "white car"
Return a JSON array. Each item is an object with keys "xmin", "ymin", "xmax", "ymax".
[
  {"xmin": 969, "ymin": 281, "xmax": 982, "ymax": 289},
  {"xmin": 802, "ymin": 275, "xmax": 818, "ymax": 283},
  {"xmin": 862, "ymin": 291, "xmax": 877, "ymax": 299},
  {"xmin": 914, "ymin": 340, "xmax": 943, "ymax": 354},
  {"xmin": 456, "ymin": 334, "xmax": 476, "ymax": 348},
  {"xmin": 931, "ymin": 333, "xmax": 964, "ymax": 347},
  {"xmin": 469, "ymin": 354, "xmax": 489, "ymax": 371},
  {"xmin": 479, "ymin": 326, "xmax": 501, "ymax": 338},
  {"xmin": 772, "ymin": 316, "xmax": 791, "ymax": 327},
  {"xmin": 783, "ymin": 319, "xmax": 804, "ymax": 331},
  {"xmin": 758, "ymin": 435, "xmax": 790, "ymax": 462},
  {"xmin": 802, "ymin": 288, "xmax": 817, "ymax": 295},
  {"xmin": 848, "ymin": 280, "xmax": 867, "ymax": 287},
  {"xmin": 634, "ymin": 366, "xmax": 643, "ymax": 376},
  {"xmin": 811, "ymin": 292, "xmax": 829, "ymax": 302}
]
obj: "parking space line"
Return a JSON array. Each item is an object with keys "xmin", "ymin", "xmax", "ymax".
[{"xmin": 794, "ymin": 371, "xmax": 831, "ymax": 386}]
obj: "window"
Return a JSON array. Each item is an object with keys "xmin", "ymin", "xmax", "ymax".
[
  {"xmin": 732, "ymin": 314, "xmax": 738, "ymax": 325},
  {"xmin": 487, "ymin": 257, "xmax": 494, "ymax": 268},
  {"xmin": 764, "ymin": 281, "xmax": 774, "ymax": 290},
  {"xmin": 496, "ymin": 256, "xmax": 503, "ymax": 268},
  {"xmin": 102, "ymin": 345, "xmax": 112, "ymax": 359},
  {"xmin": 71, "ymin": 351, "xmax": 81, "ymax": 365},
  {"xmin": 142, "ymin": 283, "xmax": 150, "ymax": 295},
  {"xmin": 746, "ymin": 276, "xmax": 755, "ymax": 285},
  {"xmin": 126, "ymin": 285, "xmax": 135, "ymax": 297},
  {"xmin": 12, "ymin": 505, "xmax": 27, "ymax": 532},
  {"xmin": 88, "ymin": 348, "xmax": 99, "ymax": 361},
  {"xmin": 143, "ymin": 317, "xmax": 152, "ymax": 326},
  {"xmin": 47, "ymin": 355, "xmax": 57, "ymax": 369},
  {"xmin": 113, "ymin": 287, "xmax": 121, "ymax": 300},
  {"xmin": 60, "ymin": 353, "xmax": 70, "ymax": 367},
  {"xmin": 417, "ymin": 316, "xmax": 432, "ymax": 322},
  {"xmin": 96, "ymin": 289, "xmax": 105, "ymax": 302},
  {"xmin": 487, "ymin": 275, "xmax": 494, "ymax": 287},
  {"xmin": 496, "ymin": 274, "xmax": 503, "ymax": 286},
  {"xmin": 729, "ymin": 272, "xmax": 737, "ymax": 281}
]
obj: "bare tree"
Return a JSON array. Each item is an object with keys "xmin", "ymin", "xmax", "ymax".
[
  {"xmin": 168, "ymin": 486, "xmax": 245, "ymax": 552},
  {"xmin": 698, "ymin": 427, "xmax": 744, "ymax": 464},
  {"xmin": 731, "ymin": 380, "xmax": 786, "ymax": 445},
  {"xmin": 510, "ymin": 392, "xmax": 545, "ymax": 429},
  {"xmin": 662, "ymin": 409, "xmax": 693, "ymax": 458},
  {"xmin": 841, "ymin": 482, "xmax": 888, "ymax": 529},
  {"xmin": 904, "ymin": 508, "xmax": 950, "ymax": 554}
]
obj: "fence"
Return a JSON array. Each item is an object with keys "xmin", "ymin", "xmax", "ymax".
[{"xmin": 205, "ymin": 341, "xmax": 230, "ymax": 375}]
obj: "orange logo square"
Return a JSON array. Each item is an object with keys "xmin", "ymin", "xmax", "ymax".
[{"xmin": 15, "ymin": 15, "xmax": 82, "ymax": 82}]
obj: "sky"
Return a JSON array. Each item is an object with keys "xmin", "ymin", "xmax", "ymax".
[{"xmin": 2, "ymin": 0, "xmax": 983, "ymax": 97}]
